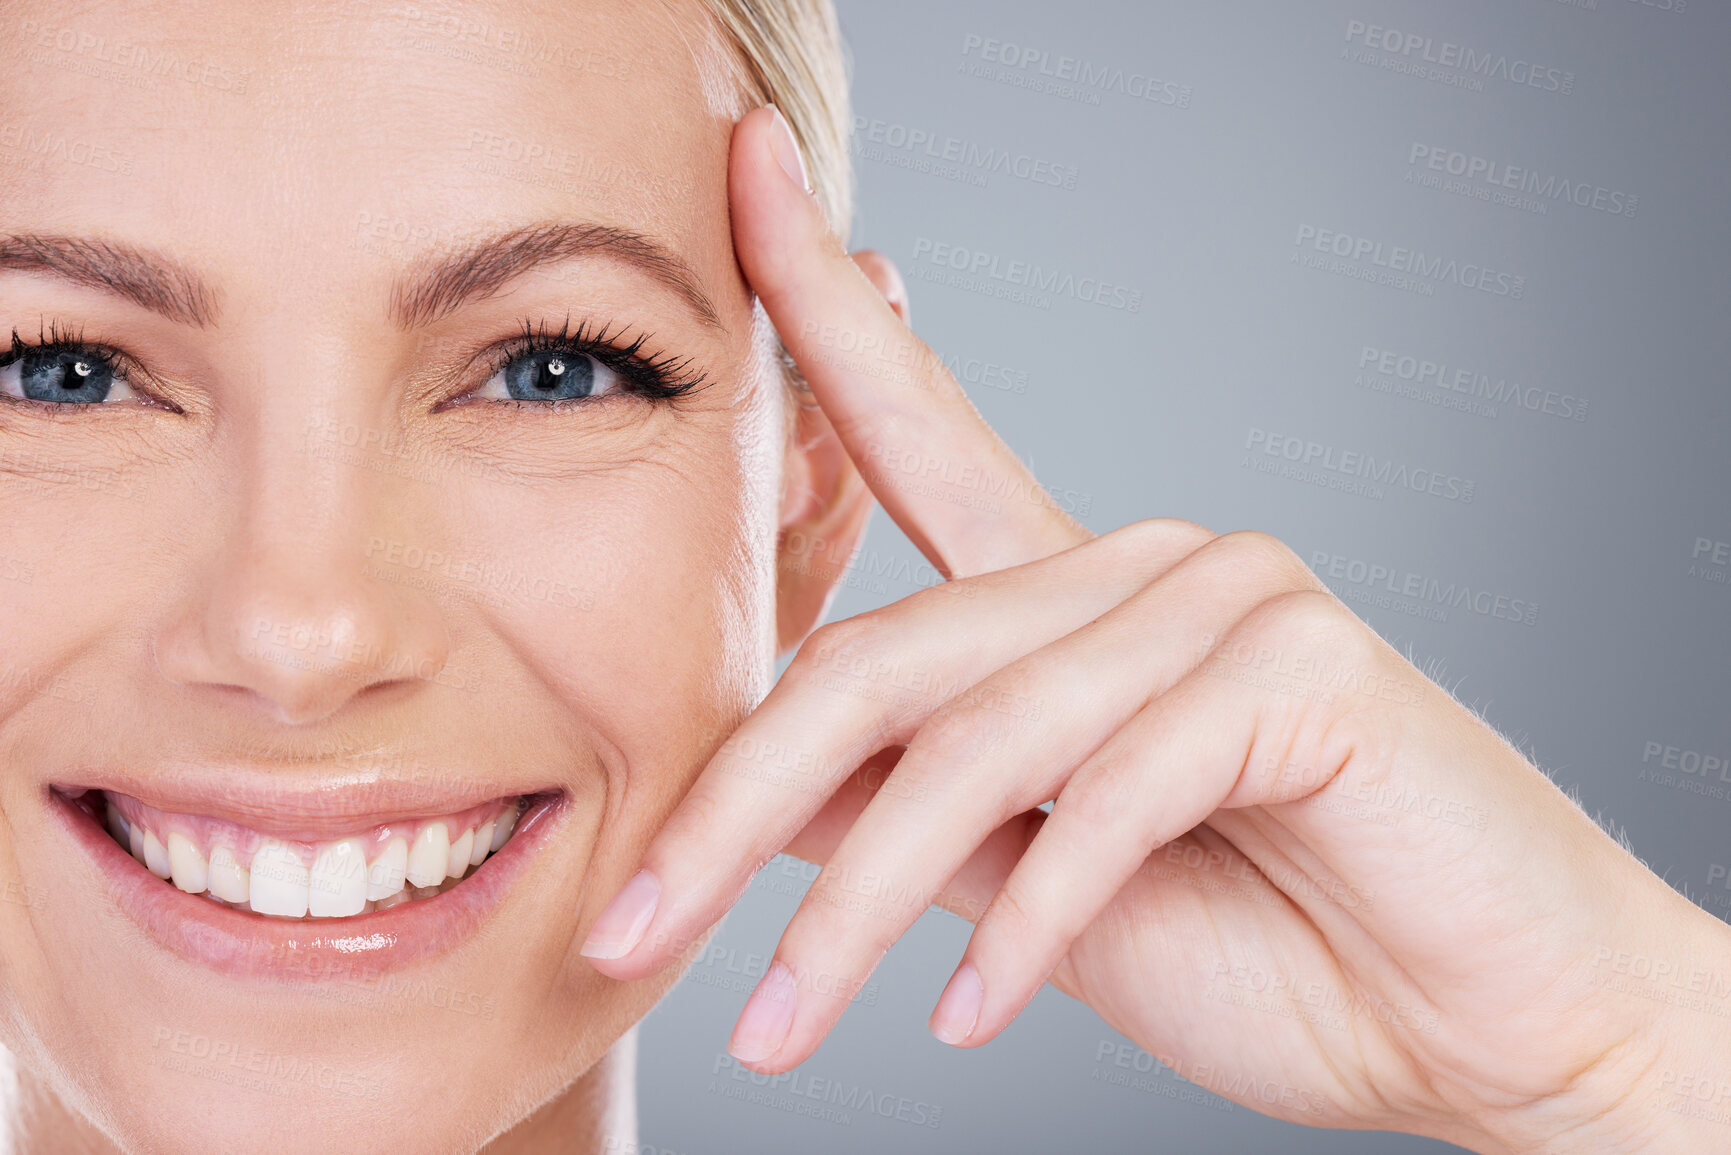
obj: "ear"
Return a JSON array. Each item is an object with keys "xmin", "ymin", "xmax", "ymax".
[{"xmin": 773, "ymin": 250, "xmax": 910, "ymax": 655}]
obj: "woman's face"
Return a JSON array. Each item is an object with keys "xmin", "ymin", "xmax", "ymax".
[{"xmin": 0, "ymin": 1, "xmax": 813, "ymax": 1149}]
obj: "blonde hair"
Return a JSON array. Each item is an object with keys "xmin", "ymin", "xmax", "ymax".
[{"xmin": 698, "ymin": 0, "xmax": 855, "ymax": 241}]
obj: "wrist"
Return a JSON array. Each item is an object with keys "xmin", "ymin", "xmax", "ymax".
[{"xmin": 1481, "ymin": 893, "xmax": 1731, "ymax": 1152}]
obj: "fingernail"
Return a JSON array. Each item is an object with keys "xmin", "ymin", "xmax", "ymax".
[
  {"xmin": 729, "ymin": 960, "xmax": 798, "ymax": 1064},
  {"xmin": 579, "ymin": 869, "xmax": 660, "ymax": 960},
  {"xmin": 764, "ymin": 104, "xmax": 810, "ymax": 192},
  {"xmin": 930, "ymin": 961, "xmax": 983, "ymax": 1046}
]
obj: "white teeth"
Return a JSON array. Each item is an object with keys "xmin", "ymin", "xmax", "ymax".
[
  {"xmin": 207, "ymin": 844, "xmax": 250, "ymax": 903},
  {"xmin": 249, "ymin": 840, "xmax": 310, "ymax": 918},
  {"xmin": 374, "ymin": 889, "xmax": 412, "ymax": 910},
  {"xmin": 142, "ymin": 829, "xmax": 173, "ymax": 880},
  {"xmin": 167, "ymin": 832, "xmax": 208, "ymax": 894},
  {"xmin": 105, "ymin": 800, "xmax": 130, "ymax": 845},
  {"xmin": 366, "ymin": 837, "xmax": 409, "ymax": 901},
  {"xmin": 309, "ymin": 838, "xmax": 368, "ymax": 918},
  {"xmin": 406, "ymin": 822, "xmax": 451, "ymax": 888},
  {"xmin": 104, "ymin": 798, "xmax": 525, "ymax": 919},
  {"xmin": 491, "ymin": 806, "xmax": 517, "ymax": 851},
  {"xmin": 447, "ymin": 827, "xmax": 475, "ymax": 878}
]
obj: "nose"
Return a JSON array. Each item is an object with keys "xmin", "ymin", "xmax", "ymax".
[{"xmin": 153, "ymin": 418, "xmax": 451, "ymax": 726}]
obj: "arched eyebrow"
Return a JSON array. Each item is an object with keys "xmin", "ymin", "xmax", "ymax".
[
  {"xmin": 0, "ymin": 222, "xmax": 724, "ymax": 332},
  {"xmin": 390, "ymin": 221, "xmax": 724, "ymax": 331},
  {"xmin": 0, "ymin": 233, "xmax": 218, "ymax": 327}
]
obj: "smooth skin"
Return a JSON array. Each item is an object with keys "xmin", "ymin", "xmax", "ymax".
[{"xmin": 582, "ymin": 106, "xmax": 1731, "ymax": 1154}]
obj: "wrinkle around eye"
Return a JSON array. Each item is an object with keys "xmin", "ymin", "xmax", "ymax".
[
  {"xmin": 418, "ymin": 391, "xmax": 730, "ymax": 485},
  {"xmin": 0, "ymin": 384, "xmax": 200, "ymax": 477}
]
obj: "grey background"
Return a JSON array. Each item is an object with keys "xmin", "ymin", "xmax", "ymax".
[{"xmin": 637, "ymin": 1, "xmax": 1731, "ymax": 1151}]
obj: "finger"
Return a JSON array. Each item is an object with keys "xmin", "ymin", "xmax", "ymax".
[
  {"xmin": 732, "ymin": 105, "xmax": 1088, "ymax": 579},
  {"xmin": 722, "ymin": 532, "xmax": 1318, "ymax": 1069},
  {"xmin": 849, "ymin": 250, "xmax": 909, "ymax": 327},
  {"xmin": 781, "ymin": 754, "xmax": 1044, "ymax": 930},
  {"xmin": 579, "ymin": 519, "xmax": 1214, "ymax": 979},
  {"xmin": 932, "ymin": 589, "xmax": 1374, "ymax": 1049}
]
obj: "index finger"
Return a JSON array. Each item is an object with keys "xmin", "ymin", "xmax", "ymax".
[{"xmin": 732, "ymin": 105, "xmax": 1090, "ymax": 579}]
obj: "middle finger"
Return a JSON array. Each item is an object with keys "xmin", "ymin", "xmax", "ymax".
[
  {"xmin": 579, "ymin": 518, "xmax": 1213, "ymax": 978},
  {"xmin": 726, "ymin": 531, "xmax": 1323, "ymax": 1069}
]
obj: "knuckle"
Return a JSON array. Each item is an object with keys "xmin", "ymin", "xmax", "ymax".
[
  {"xmin": 791, "ymin": 614, "xmax": 885, "ymax": 680},
  {"xmin": 1141, "ymin": 516, "xmax": 1219, "ymax": 551},
  {"xmin": 1247, "ymin": 588, "xmax": 1362, "ymax": 654},
  {"xmin": 1059, "ymin": 759, "xmax": 1141, "ymax": 834},
  {"xmin": 914, "ymin": 701, "xmax": 1015, "ymax": 781},
  {"xmin": 1212, "ymin": 530, "xmax": 1319, "ymax": 590},
  {"xmin": 802, "ymin": 614, "xmax": 870, "ymax": 659},
  {"xmin": 657, "ymin": 787, "xmax": 724, "ymax": 850},
  {"xmin": 1109, "ymin": 516, "xmax": 1218, "ymax": 569},
  {"xmin": 984, "ymin": 877, "xmax": 1040, "ymax": 939}
]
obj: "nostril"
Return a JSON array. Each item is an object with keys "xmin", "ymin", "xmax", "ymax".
[{"xmin": 152, "ymin": 598, "xmax": 452, "ymax": 725}]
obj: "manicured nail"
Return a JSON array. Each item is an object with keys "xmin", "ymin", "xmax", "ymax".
[
  {"xmin": 729, "ymin": 960, "xmax": 798, "ymax": 1064},
  {"xmin": 764, "ymin": 104, "xmax": 810, "ymax": 192},
  {"xmin": 929, "ymin": 961, "xmax": 983, "ymax": 1046},
  {"xmin": 579, "ymin": 869, "xmax": 660, "ymax": 960}
]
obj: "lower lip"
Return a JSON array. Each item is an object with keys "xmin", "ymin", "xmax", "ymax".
[{"xmin": 50, "ymin": 788, "xmax": 563, "ymax": 982}]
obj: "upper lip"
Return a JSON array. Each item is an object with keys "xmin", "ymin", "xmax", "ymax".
[{"xmin": 56, "ymin": 763, "xmax": 562, "ymax": 840}]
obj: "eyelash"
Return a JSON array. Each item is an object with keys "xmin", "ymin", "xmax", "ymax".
[
  {"xmin": 0, "ymin": 320, "xmax": 159, "ymax": 412},
  {"xmin": 466, "ymin": 315, "xmax": 711, "ymax": 408},
  {"xmin": 0, "ymin": 316, "xmax": 712, "ymax": 414}
]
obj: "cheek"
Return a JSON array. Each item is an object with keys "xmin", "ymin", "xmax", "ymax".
[{"xmin": 442, "ymin": 403, "xmax": 788, "ymax": 777}]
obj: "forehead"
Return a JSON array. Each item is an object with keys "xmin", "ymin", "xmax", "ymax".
[{"xmin": 0, "ymin": 0, "xmax": 743, "ymax": 315}]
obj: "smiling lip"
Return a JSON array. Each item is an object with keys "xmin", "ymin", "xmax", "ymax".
[{"xmin": 50, "ymin": 774, "xmax": 565, "ymax": 982}]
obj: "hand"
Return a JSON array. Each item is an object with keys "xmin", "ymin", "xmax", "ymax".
[{"xmin": 580, "ymin": 107, "xmax": 1731, "ymax": 1153}]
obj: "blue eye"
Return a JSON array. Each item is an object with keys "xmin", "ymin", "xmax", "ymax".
[
  {"xmin": 477, "ymin": 348, "xmax": 621, "ymax": 402},
  {"xmin": 0, "ymin": 343, "xmax": 140, "ymax": 405}
]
